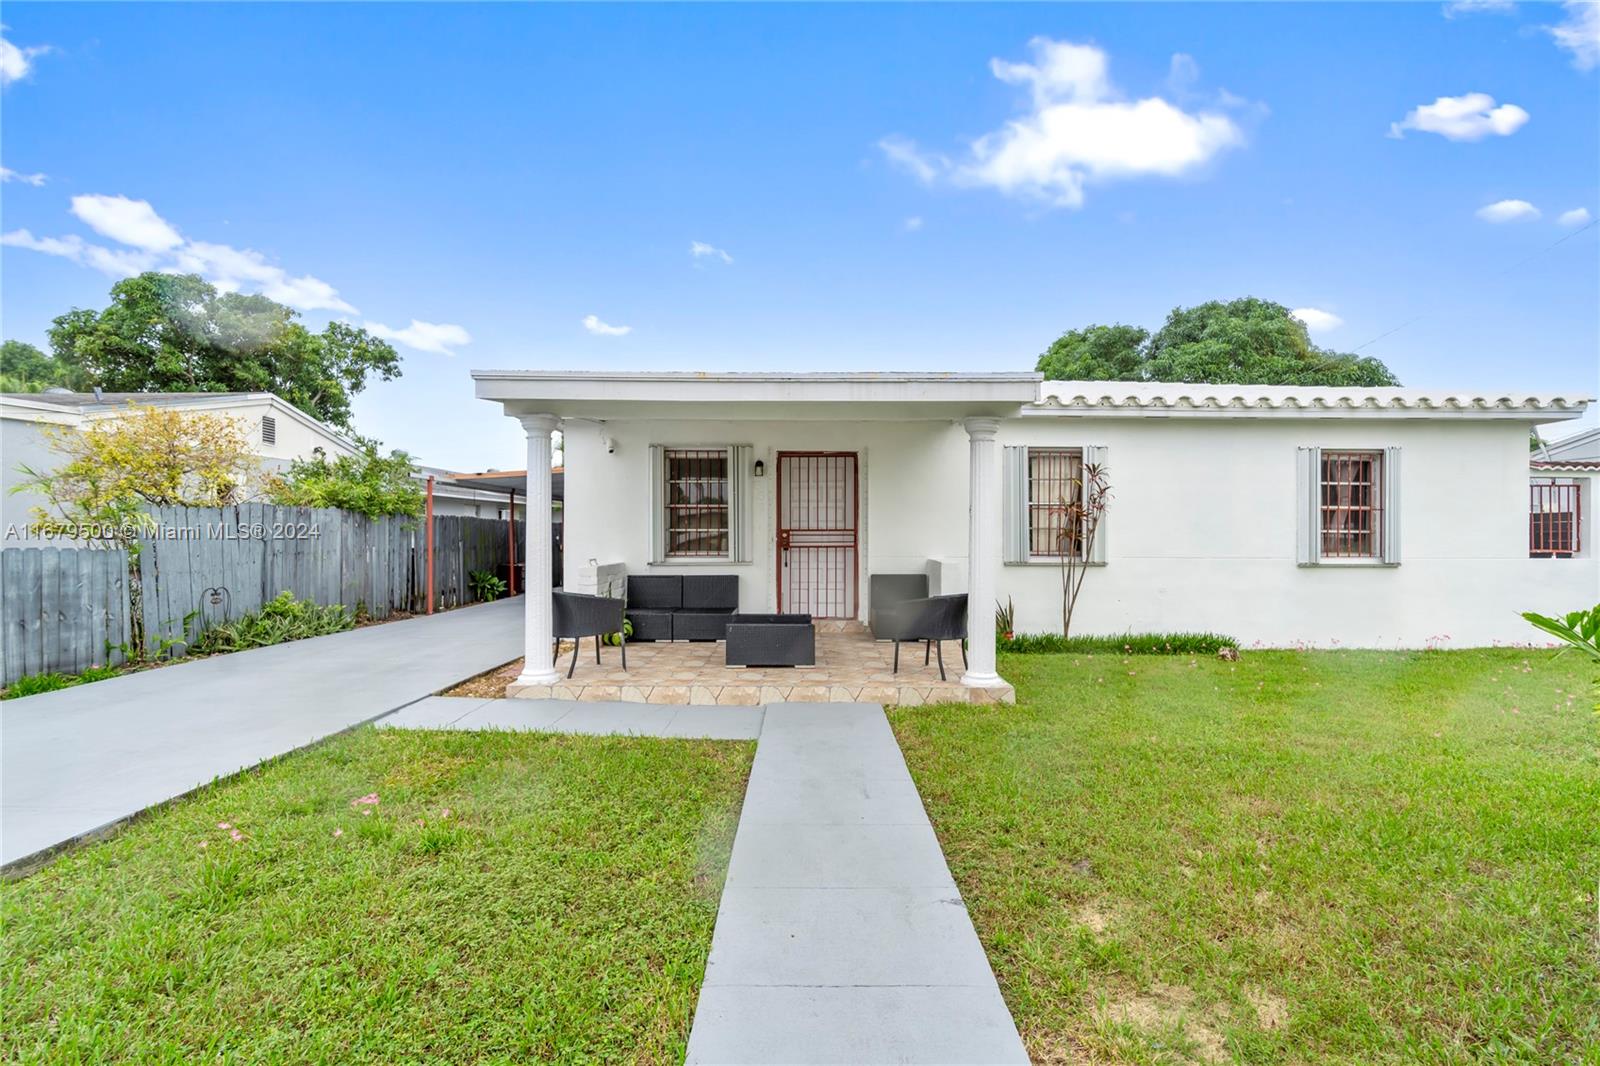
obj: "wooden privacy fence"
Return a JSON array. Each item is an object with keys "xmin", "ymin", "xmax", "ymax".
[
  {"xmin": 136, "ymin": 504, "xmax": 521, "ymax": 654},
  {"xmin": 0, "ymin": 548, "xmax": 132, "ymax": 685}
]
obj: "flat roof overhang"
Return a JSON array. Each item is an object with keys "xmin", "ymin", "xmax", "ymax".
[{"xmin": 471, "ymin": 370, "xmax": 1042, "ymax": 421}]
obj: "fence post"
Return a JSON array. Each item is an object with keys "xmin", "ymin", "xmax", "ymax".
[{"xmin": 425, "ymin": 476, "xmax": 435, "ymax": 614}]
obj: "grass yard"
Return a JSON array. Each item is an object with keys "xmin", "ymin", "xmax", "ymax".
[
  {"xmin": 891, "ymin": 649, "xmax": 1599, "ymax": 1064},
  {"xmin": 2, "ymin": 728, "xmax": 753, "ymax": 1064}
]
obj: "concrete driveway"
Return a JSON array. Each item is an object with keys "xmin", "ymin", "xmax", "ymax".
[{"xmin": 1, "ymin": 597, "xmax": 523, "ymax": 870}]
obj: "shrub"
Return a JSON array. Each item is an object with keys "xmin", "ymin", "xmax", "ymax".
[
  {"xmin": 1, "ymin": 672, "xmax": 73, "ymax": 699},
  {"xmin": 1000, "ymin": 631, "xmax": 1238, "ymax": 656},
  {"xmin": 0, "ymin": 664, "xmax": 124, "ymax": 700},
  {"xmin": 191, "ymin": 591, "xmax": 354, "ymax": 654},
  {"xmin": 265, "ymin": 440, "xmax": 423, "ymax": 518},
  {"xmin": 468, "ymin": 569, "xmax": 507, "ymax": 603}
]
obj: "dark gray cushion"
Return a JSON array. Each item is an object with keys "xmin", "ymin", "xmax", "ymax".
[
  {"xmin": 625, "ymin": 609, "xmax": 674, "ymax": 641},
  {"xmin": 673, "ymin": 610, "xmax": 734, "ymax": 641},
  {"xmin": 683, "ymin": 574, "xmax": 738, "ymax": 610},
  {"xmin": 628, "ymin": 575, "xmax": 682, "ymax": 610},
  {"xmin": 869, "ymin": 573, "xmax": 930, "ymax": 634}
]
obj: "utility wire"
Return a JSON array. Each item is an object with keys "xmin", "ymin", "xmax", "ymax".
[{"xmin": 1351, "ymin": 217, "xmax": 1599, "ymax": 353}]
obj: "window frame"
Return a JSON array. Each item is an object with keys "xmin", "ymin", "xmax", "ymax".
[
  {"xmin": 1317, "ymin": 449, "xmax": 1386, "ymax": 563},
  {"xmin": 1025, "ymin": 446, "xmax": 1085, "ymax": 560},
  {"xmin": 1529, "ymin": 478, "xmax": 1583, "ymax": 558},
  {"xmin": 662, "ymin": 447, "xmax": 732, "ymax": 559}
]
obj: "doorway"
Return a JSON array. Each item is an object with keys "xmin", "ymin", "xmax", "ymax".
[{"xmin": 775, "ymin": 452, "xmax": 858, "ymax": 618}]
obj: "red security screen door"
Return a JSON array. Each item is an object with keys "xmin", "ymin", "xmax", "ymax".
[{"xmin": 776, "ymin": 452, "xmax": 858, "ymax": 618}]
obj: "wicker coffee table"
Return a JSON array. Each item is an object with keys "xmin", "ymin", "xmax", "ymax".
[{"xmin": 725, "ymin": 614, "xmax": 815, "ymax": 667}]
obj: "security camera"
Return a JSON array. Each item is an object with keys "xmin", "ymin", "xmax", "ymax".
[{"xmin": 602, "ymin": 436, "xmax": 616, "ymax": 454}]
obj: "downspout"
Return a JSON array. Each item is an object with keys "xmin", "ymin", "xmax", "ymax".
[
  {"xmin": 508, "ymin": 489, "xmax": 517, "ymax": 596},
  {"xmin": 425, "ymin": 475, "xmax": 435, "ymax": 614}
]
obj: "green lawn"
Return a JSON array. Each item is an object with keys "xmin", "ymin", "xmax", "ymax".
[
  {"xmin": 2, "ymin": 728, "xmax": 753, "ymax": 1064},
  {"xmin": 891, "ymin": 649, "xmax": 1599, "ymax": 1064}
]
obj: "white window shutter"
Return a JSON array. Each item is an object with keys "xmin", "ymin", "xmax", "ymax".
[
  {"xmin": 1002, "ymin": 446, "xmax": 1028, "ymax": 563},
  {"xmin": 1084, "ymin": 445, "xmax": 1109, "ymax": 564},
  {"xmin": 1382, "ymin": 445, "xmax": 1401, "ymax": 565},
  {"xmin": 729, "ymin": 444, "xmax": 753, "ymax": 563},
  {"xmin": 1296, "ymin": 446, "xmax": 1321, "ymax": 566},
  {"xmin": 649, "ymin": 444, "xmax": 666, "ymax": 563}
]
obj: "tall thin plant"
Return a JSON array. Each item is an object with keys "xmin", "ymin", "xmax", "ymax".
[{"xmin": 1050, "ymin": 460, "xmax": 1111, "ymax": 639}]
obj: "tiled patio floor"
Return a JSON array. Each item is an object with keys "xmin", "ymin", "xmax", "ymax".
[{"xmin": 505, "ymin": 623, "xmax": 1015, "ymax": 706}]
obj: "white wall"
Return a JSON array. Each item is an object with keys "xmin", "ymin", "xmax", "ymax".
[
  {"xmin": 1, "ymin": 418, "xmax": 62, "ymax": 543},
  {"xmin": 564, "ymin": 418, "xmax": 970, "ymax": 617},
  {"xmin": 999, "ymin": 417, "xmax": 1596, "ymax": 648},
  {"xmin": 560, "ymin": 414, "xmax": 1598, "ymax": 649}
]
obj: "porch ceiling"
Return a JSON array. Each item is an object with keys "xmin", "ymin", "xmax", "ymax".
[{"xmin": 472, "ymin": 370, "xmax": 1042, "ymax": 421}]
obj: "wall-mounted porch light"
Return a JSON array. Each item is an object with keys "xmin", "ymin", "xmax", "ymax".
[{"xmin": 753, "ymin": 459, "xmax": 766, "ymax": 478}]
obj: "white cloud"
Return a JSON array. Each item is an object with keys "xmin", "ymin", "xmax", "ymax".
[
  {"xmin": 1442, "ymin": 0, "xmax": 1516, "ymax": 17},
  {"xmin": 690, "ymin": 240, "xmax": 733, "ymax": 264},
  {"xmin": 879, "ymin": 135, "xmax": 941, "ymax": 185},
  {"xmin": 1547, "ymin": 0, "xmax": 1600, "ymax": 69},
  {"xmin": 70, "ymin": 194, "xmax": 185, "ymax": 250},
  {"xmin": 0, "ymin": 30, "xmax": 50, "ymax": 86},
  {"xmin": 1291, "ymin": 307, "xmax": 1344, "ymax": 333},
  {"xmin": 1388, "ymin": 93, "xmax": 1529, "ymax": 141},
  {"xmin": 902, "ymin": 215, "xmax": 924, "ymax": 232},
  {"xmin": 0, "ymin": 166, "xmax": 46, "ymax": 186},
  {"xmin": 366, "ymin": 319, "xmax": 472, "ymax": 356},
  {"xmin": 1558, "ymin": 207, "xmax": 1592, "ymax": 226},
  {"xmin": 880, "ymin": 38, "xmax": 1246, "ymax": 209},
  {"xmin": 8, "ymin": 193, "xmax": 362, "ymax": 314},
  {"xmin": 1, "ymin": 228, "xmax": 157, "ymax": 277},
  {"xmin": 1476, "ymin": 198, "xmax": 1541, "ymax": 222},
  {"xmin": 582, "ymin": 314, "xmax": 631, "ymax": 337}
]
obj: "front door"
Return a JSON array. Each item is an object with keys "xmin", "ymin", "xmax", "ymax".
[{"xmin": 776, "ymin": 452, "xmax": 858, "ymax": 618}]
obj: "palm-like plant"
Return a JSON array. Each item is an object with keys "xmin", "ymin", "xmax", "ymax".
[
  {"xmin": 1521, "ymin": 604, "xmax": 1600, "ymax": 664},
  {"xmin": 1047, "ymin": 461, "xmax": 1111, "ymax": 639}
]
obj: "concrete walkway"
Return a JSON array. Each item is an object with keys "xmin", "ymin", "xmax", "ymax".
[
  {"xmin": 1, "ymin": 598, "xmax": 523, "ymax": 869},
  {"xmin": 686, "ymin": 703, "xmax": 1028, "ymax": 1064},
  {"xmin": 388, "ymin": 695, "xmax": 1026, "ymax": 1062},
  {"xmin": 380, "ymin": 695, "xmax": 763, "ymax": 740}
]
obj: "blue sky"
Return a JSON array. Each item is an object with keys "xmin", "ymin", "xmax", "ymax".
[{"xmin": 3, "ymin": 2, "xmax": 1597, "ymax": 469}]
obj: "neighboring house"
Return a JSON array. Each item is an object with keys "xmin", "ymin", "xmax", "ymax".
[
  {"xmin": 410, "ymin": 464, "xmax": 565, "ymax": 521},
  {"xmin": 1, "ymin": 390, "xmax": 359, "ymax": 543},
  {"xmin": 472, "ymin": 372, "xmax": 1596, "ymax": 689},
  {"xmin": 1536, "ymin": 424, "xmax": 1599, "ymax": 463},
  {"xmin": 1530, "ymin": 424, "xmax": 1598, "ymax": 562}
]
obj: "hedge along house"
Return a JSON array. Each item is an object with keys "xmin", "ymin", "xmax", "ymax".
[{"xmin": 472, "ymin": 371, "xmax": 1594, "ymax": 702}]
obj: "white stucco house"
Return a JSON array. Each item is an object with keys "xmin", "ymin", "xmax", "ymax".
[
  {"xmin": 472, "ymin": 371, "xmax": 1594, "ymax": 693},
  {"xmin": 1, "ymin": 390, "xmax": 361, "ymax": 542}
]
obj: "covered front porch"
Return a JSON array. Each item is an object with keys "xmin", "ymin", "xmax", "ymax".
[
  {"xmin": 472, "ymin": 371, "xmax": 1040, "ymax": 705},
  {"xmin": 502, "ymin": 620, "xmax": 1013, "ymax": 705}
]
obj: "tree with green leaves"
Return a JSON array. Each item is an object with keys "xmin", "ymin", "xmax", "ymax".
[
  {"xmin": 264, "ymin": 440, "xmax": 423, "ymax": 518},
  {"xmin": 47, "ymin": 273, "xmax": 402, "ymax": 429},
  {"xmin": 1036, "ymin": 298, "xmax": 1401, "ymax": 386},
  {"xmin": 0, "ymin": 339, "xmax": 75, "ymax": 392}
]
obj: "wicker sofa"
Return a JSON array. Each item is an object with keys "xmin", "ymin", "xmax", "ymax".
[{"xmin": 625, "ymin": 574, "xmax": 739, "ymax": 641}]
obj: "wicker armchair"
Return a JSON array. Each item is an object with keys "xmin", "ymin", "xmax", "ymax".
[
  {"xmin": 873, "ymin": 593, "xmax": 968, "ymax": 680},
  {"xmin": 552, "ymin": 591, "xmax": 626, "ymax": 678}
]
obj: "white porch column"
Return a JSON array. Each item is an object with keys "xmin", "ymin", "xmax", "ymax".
[
  {"xmin": 962, "ymin": 417, "xmax": 1004, "ymax": 688},
  {"xmin": 515, "ymin": 413, "xmax": 561, "ymax": 686}
]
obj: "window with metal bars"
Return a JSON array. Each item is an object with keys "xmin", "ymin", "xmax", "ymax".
[
  {"xmin": 1319, "ymin": 451, "xmax": 1384, "ymax": 559},
  {"xmin": 1529, "ymin": 480, "xmax": 1581, "ymax": 557},
  {"xmin": 1027, "ymin": 447, "xmax": 1083, "ymax": 557},
  {"xmin": 664, "ymin": 448, "xmax": 730, "ymax": 557}
]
